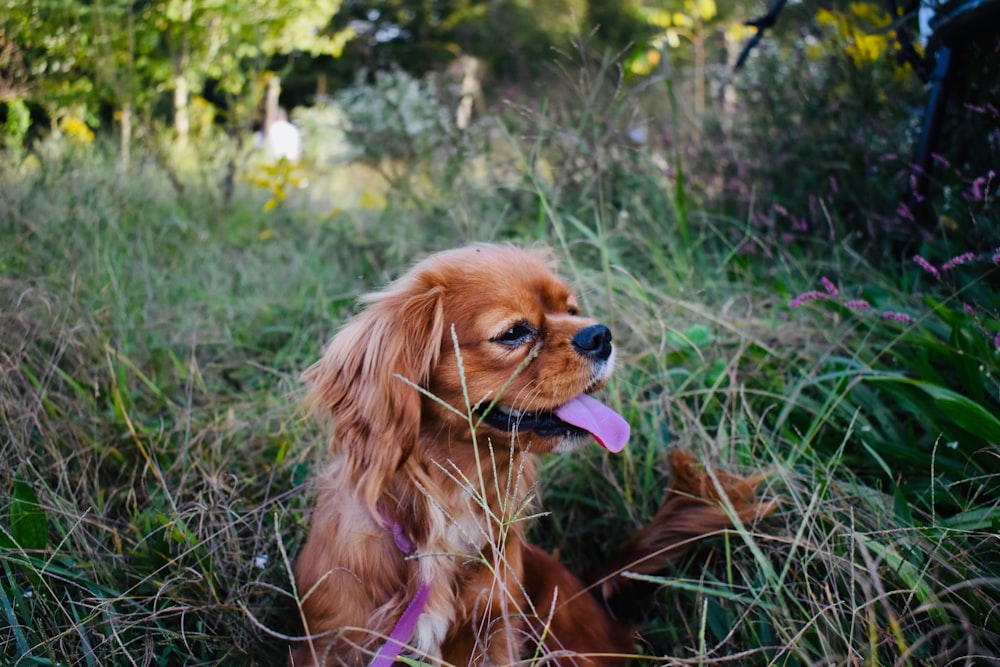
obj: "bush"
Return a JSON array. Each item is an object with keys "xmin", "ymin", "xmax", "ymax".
[
  {"xmin": 336, "ymin": 67, "xmax": 455, "ymax": 163},
  {"xmin": 2, "ymin": 98, "xmax": 31, "ymax": 153}
]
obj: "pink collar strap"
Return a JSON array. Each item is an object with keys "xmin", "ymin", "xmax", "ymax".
[{"xmin": 370, "ymin": 508, "xmax": 433, "ymax": 667}]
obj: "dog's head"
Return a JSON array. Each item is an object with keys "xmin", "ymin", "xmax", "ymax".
[{"xmin": 304, "ymin": 244, "xmax": 628, "ymax": 509}]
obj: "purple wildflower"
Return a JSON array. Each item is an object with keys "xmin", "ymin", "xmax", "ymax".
[
  {"xmin": 882, "ymin": 311, "xmax": 917, "ymax": 325},
  {"xmin": 844, "ymin": 300, "xmax": 871, "ymax": 310},
  {"xmin": 882, "ymin": 310, "xmax": 917, "ymax": 324},
  {"xmin": 971, "ymin": 176, "xmax": 987, "ymax": 201},
  {"xmin": 897, "ymin": 202, "xmax": 915, "ymax": 222},
  {"xmin": 964, "ymin": 303, "xmax": 976, "ymax": 316},
  {"xmin": 821, "ymin": 277, "xmax": 839, "ymax": 296},
  {"xmin": 931, "ymin": 152, "xmax": 952, "ymax": 168},
  {"xmin": 972, "ymin": 170, "xmax": 997, "ymax": 201},
  {"xmin": 789, "ymin": 291, "xmax": 829, "ymax": 308},
  {"xmin": 993, "ymin": 247, "xmax": 1000, "ymax": 265},
  {"xmin": 908, "ymin": 173, "xmax": 926, "ymax": 201},
  {"xmin": 995, "ymin": 330, "xmax": 1000, "ymax": 351},
  {"xmin": 773, "ymin": 203, "xmax": 789, "ymax": 217},
  {"xmin": 941, "ymin": 252, "xmax": 975, "ymax": 272},
  {"xmin": 913, "ymin": 254, "xmax": 941, "ymax": 280}
]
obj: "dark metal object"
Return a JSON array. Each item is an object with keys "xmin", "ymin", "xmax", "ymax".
[
  {"xmin": 734, "ymin": 0, "xmax": 789, "ymax": 69},
  {"xmin": 911, "ymin": 0, "xmax": 1000, "ymax": 209}
]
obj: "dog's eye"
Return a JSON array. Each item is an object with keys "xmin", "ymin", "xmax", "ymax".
[
  {"xmin": 567, "ymin": 305, "xmax": 579, "ymax": 316},
  {"xmin": 493, "ymin": 322, "xmax": 536, "ymax": 347}
]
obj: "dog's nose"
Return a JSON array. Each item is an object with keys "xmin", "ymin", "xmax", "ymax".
[{"xmin": 572, "ymin": 324, "xmax": 613, "ymax": 361}]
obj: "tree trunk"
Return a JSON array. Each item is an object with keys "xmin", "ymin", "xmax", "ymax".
[
  {"xmin": 694, "ymin": 19, "xmax": 706, "ymax": 121},
  {"xmin": 263, "ymin": 74, "xmax": 280, "ymax": 151},
  {"xmin": 119, "ymin": 102, "xmax": 132, "ymax": 169},
  {"xmin": 316, "ymin": 72, "xmax": 328, "ymax": 102},
  {"xmin": 172, "ymin": 0, "xmax": 193, "ymax": 143},
  {"xmin": 720, "ymin": 31, "xmax": 738, "ymax": 135},
  {"xmin": 174, "ymin": 70, "xmax": 189, "ymax": 141}
]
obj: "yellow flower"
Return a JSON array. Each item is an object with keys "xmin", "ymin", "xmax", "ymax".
[
  {"xmin": 59, "ymin": 116, "xmax": 94, "ymax": 145},
  {"xmin": 245, "ymin": 158, "xmax": 306, "ymax": 213},
  {"xmin": 813, "ymin": 3, "xmax": 891, "ymax": 65},
  {"xmin": 849, "ymin": 2, "xmax": 890, "ymax": 28},
  {"xmin": 725, "ymin": 22, "xmax": 755, "ymax": 43},
  {"xmin": 816, "ymin": 8, "xmax": 840, "ymax": 28},
  {"xmin": 359, "ymin": 188, "xmax": 387, "ymax": 211}
]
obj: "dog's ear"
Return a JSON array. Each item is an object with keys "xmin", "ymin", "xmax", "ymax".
[{"xmin": 303, "ymin": 283, "xmax": 444, "ymax": 513}]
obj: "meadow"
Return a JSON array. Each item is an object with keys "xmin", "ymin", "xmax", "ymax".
[{"xmin": 3, "ymin": 52, "xmax": 1000, "ymax": 666}]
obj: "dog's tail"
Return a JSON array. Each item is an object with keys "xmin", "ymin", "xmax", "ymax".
[{"xmin": 599, "ymin": 450, "xmax": 777, "ymax": 617}]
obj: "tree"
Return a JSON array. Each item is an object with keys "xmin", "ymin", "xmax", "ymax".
[
  {"xmin": 88, "ymin": 1, "xmax": 163, "ymax": 168},
  {"xmin": 2, "ymin": 0, "xmax": 353, "ymax": 160},
  {"xmin": 3, "ymin": 0, "xmax": 98, "ymax": 129},
  {"xmin": 152, "ymin": 0, "xmax": 353, "ymax": 142},
  {"xmin": 618, "ymin": 0, "xmax": 752, "ymax": 120},
  {"xmin": 326, "ymin": 0, "xmax": 590, "ymax": 85},
  {"xmin": 0, "ymin": 29, "xmax": 28, "ymax": 102}
]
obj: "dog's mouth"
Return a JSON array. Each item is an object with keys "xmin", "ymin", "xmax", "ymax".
[{"xmin": 476, "ymin": 393, "xmax": 629, "ymax": 453}]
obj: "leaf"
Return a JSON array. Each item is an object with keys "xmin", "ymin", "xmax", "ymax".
[
  {"xmin": 697, "ymin": 0, "xmax": 718, "ymax": 22},
  {"xmin": 941, "ymin": 506, "xmax": 999, "ymax": 531},
  {"xmin": 8, "ymin": 473, "xmax": 48, "ymax": 551},
  {"xmin": 0, "ymin": 561, "xmax": 31, "ymax": 657},
  {"xmin": 644, "ymin": 9, "xmax": 673, "ymax": 28},
  {"xmin": 867, "ymin": 375, "xmax": 1000, "ymax": 443}
]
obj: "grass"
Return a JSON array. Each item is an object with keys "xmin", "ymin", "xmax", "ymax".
[{"xmin": 2, "ymin": 76, "xmax": 1000, "ymax": 666}]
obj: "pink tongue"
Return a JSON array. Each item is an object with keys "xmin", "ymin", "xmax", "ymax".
[{"xmin": 553, "ymin": 394, "xmax": 630, "ymax": 453}]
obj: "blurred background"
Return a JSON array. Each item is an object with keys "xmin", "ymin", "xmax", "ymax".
[{"xmin": 3, "ymin": 0, "xmax": 997, "ymax": 249}]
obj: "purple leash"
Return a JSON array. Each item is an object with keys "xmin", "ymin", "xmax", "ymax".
[{"xmin": 370, "ymin": 508, "xmax": 433, "ymax": 667}]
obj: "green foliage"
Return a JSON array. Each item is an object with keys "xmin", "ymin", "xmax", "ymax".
[
  {"xmin": 291, "ymin": 103, "xmax": 355, "ymax": 165},
  {"xmin": 3, "ymin": 474, "xmax": 47, "ymax": 551},
  {"xmin": 698, "ymin": 0, "xmax": 999, "ymax": 255},
  {"xmin": 716, "ymin": 44, "xmax": 920, "ymax": 250},
  {"xmin": 329, "ymin": 0, "xmax": 589, "ymax": 82},
  {"xmin": 785, "ymin": 268, "xmax": 1000, "ymax": 517},
  {"xmin": 4, "ymin": 0, "xmax": 352, "ymax": 146},
  {"xmin": 337, "ymin": 68, "xmax": 454, "ymax": 162},
  {"xmin": 2, "ymin": 98, "xmax": 30, "ymax": 153},
  {"xmin": 587, "ymin": 0, "xmax": 672, "ymax": 58},
  {"xmin": 0, "ymin": 147, "xmax": 339, "ymax": 664},
  {"xmin": 150, "ymin": 0, "xmax": 353, "ymax": 95}
]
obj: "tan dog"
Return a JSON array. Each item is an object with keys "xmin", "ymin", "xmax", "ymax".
[{"xmin": 291, "ymin": 244, "xmax": 771, "ymax": 666}]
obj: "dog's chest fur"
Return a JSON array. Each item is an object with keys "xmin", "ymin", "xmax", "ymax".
[{"xmin": 398, "ymin": 448, "xmax": 537, "ymax": 663}]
